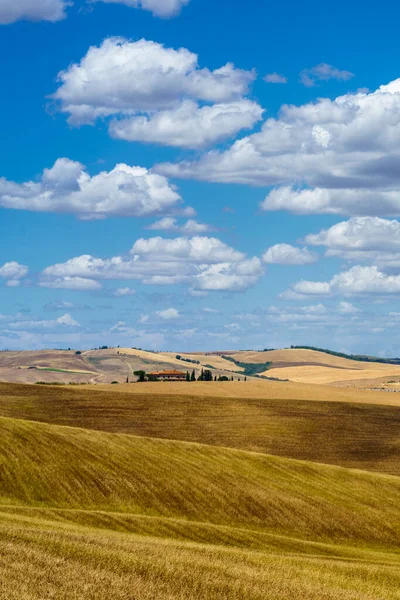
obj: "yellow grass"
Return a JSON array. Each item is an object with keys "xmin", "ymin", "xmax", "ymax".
[
  {"xmin": 1, "ymin": 364, "xmax": 400, "ymax": 600},
  {"xmin": 2, "ymin": 380, "xmax": 400, "ymax": 475},
  {"xmin": 1, "ymin": 515, "xmax": 400, "ymax": 600},
  {"xmin": 1, "ymin": 414, "xmax": 400, "ymax": 599},
  {"xmin": 231, "ymin": 348, "xmax": 393, "ymax": 368},
  {"xmin": 113, "ymin": 348, "xmax": 244, "ymax": 372},
  {"xmin": 1, "ymin": 415, "xmax": 400, "ymax": 545},
  {"xmin": 91, "ymin": 378, "xmax": 400, "ymax": 406},
  {"xmin": 2, "ymin": 381, "xmax": 400, "ymax": 475},
  {"xmin": 265, "ymin": 364, "xmax": 400, "ymax": 384}
]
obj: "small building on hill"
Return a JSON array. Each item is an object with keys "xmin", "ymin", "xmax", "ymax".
[{"xmin": 149, "ymin": 370, "xmax": 187, "ymax": 381}]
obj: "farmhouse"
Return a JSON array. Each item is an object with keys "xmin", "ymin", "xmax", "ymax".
[{"xmin": 150, "ymin": 370, "xmax": 187, "ymax": 381}]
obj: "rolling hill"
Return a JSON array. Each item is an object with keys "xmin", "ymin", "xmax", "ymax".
[
  {"xmin": 1, "ymin": 414, "xmax": 400, "ymax": 599},
  {"xmin": 1, "ymin": 381, "xmax": 400, "ymax": 475},
  {"xmin": 1, "ymin": 350, "xmax": 400, "ymax": 598},
  {"xmin": 1, "ymin": 346, "xmax": 400, "ymax": 387}
]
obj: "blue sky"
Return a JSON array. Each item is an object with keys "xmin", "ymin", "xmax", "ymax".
[{"xmin": 1, "ymin": 0, "xmax": 400, "ymax": 354}]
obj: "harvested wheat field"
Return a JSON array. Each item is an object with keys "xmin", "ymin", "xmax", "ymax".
[
  {"xmin": 0, "ymin": 413, "xmax": 400, "ymax": 599},
  {"xmin": 264, "ymin": 364, "xmax": 400, "ymax": 385},
  {"xmin": 1, "ymin": 374, "xmax": 400, "ymax": 598}
]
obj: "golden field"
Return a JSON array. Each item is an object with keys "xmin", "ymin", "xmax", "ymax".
[
  {"xmin": 1, "ymin": 370, "xmax": 400, "ymax": 598},
  {"xmin": 2, "ymin": 347, "xmax": 400, "ymax": 388}
]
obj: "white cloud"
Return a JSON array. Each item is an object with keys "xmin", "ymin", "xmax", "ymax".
[
  {"xmin": 0, "ymin": 261, "xmax": 28, "ymax": 280},
  {"xmin": 278, "ymin": 289, "xmax": 307, "ymax": 301},
  {"xmin": 0, "ymin": 159, "xmax": 182, "ymax": 220},
  {"xmin": 203, "ymin": 307, "xmax": 219, "ymax": 313},
  {"xmin": 114, "ymin": 287, "xmax": 136, "ymax": 297},
  {"xmin": 53, "ymin": 38, "xmax": 256, "ymax": 125},
  {"xmin": 261, "ymin": 188, "xmax": 400, "ymax": 217},
  {"xmin": 0, "ymin": 0, "xmax": 70, "ymax": 24},
  {"xmin": 338, "ymin": 301, "xmax": 359, "ymax": 314},
  {"xmin": 139, "ymin": 315, "xmax": 149, "ymax": 323},
  {"xmin": 292, "ymin": 281, "xmax": 332, "ymax": 295},
  {"xmin": 0, "ymin": 262, "xmax": 28, "ymax": 287},
  {"xmin": 262, "ymin": 243, "xmax": 318, "ymax": 265},
  {"xmin": 9, "ymin": 313, "xmax": 80, "ymax": 330},
  {"xmin": 40, "ymin": 236, "xmax": 264, "ymax": 292},
  {"xmin": 6, "ymin": 279, "xmax": 22, "ymax": 287},
  {"xmin": 157, "ymin": 79, "xmax": 400, "ymax": 218},
  {"xmin": 147, "ymin": 217, "xmax": 177, "ymax": 231},
  {"xmin": 289, "ymin": 266, "xmax": 400, "ymax": 297},
  {"xmin": 264, "ymin": 73, "xmax": 287, "ymax": 84},
  {"xmin": 194, "ymin": 257, "xmax": 264, "ymax": 292},
  {"xmin": 110, "ymin": 99, "xmax": 263, "ymax": 148},
  {"xmin": 51, "ymin": 37, "xmax": 259, "ymax": 149},
  {"xmin": 305, "ymin": 217, "xmax": 400, "ymax": 268},
  {"xmin": 56, "ymin": 313, "xmax": 81, "ymax": 326},
  {"xmin": 94, "ymin": 0, "xmax": 189, "ymax": 18},
  {"xmin": 130, "ymin": 236, "xmax": 244, "ymax": 263},
  {"xmin": 147, "ymin": 217, "xmax": 212, "ymax": 234},
  {"xmin": 299, "ymin": 63, "xmax": 354, "ymax": 87},
  {"xmin": 39, "ymin": 276, "xmax": 102, "ymax": 290},
  {"xmin": 156, "ymin": 307, "xmax": 180, "ymax": 319}
]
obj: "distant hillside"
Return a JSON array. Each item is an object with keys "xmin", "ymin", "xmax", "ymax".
[
  {"xmin": 290, "ymin": 346, "xmax": 400, "ymax": 365},
  {"xmin": 1, "ymin": 346, "xmax": 400, "ymax": 387}
]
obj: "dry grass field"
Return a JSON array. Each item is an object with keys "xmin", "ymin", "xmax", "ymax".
[
  {"xmin": 1, "ymin": 381, "xmax": 400, "ymax": 474},
  {"xmin": 264, "ymin": 364, "xmax": 400, "ymax": 385},
  {"xmin": 1, "ymin": 368, "xmax": 400, "ymax": 598},
  {"xmin": 0, "ymin": 414, "xmax": 400, "ymax": 599},
  {"xmin": 2, "ymin": 347, "xmax": 400, "ymax": 387}
]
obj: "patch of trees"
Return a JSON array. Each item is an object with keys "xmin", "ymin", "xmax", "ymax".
[
  {"xmin": 176, "ymin": 355, "xmax": 200, "ymax": 365},
  {"xmin": 222, "ymin": 355, "xmax": 272, "ymax": 376},
  {"xmin": 134, "ymin": 370, "xmax": 146, "ymax": 382},
  {"xmin": 197, "ymin": 369, "xmax": 213, "ymax": 381},
  {"xmin": 290, "ymin": 346, "xmax": 400, "ymax": 365}
]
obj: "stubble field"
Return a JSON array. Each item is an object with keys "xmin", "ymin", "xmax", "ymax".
[{"xmin": 1, "ymin": 373, "xmax": 400, "ymax": 599}]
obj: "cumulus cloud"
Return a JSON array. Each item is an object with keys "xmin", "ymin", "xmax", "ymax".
[
  {"xmin": 289, "ymin": 266, "xmax": 400, "ymax": 297},
  {"xmin": 305, "ymin": 217, "xmax": 400, "ymax": 268},
  {"xmin": 147, "ymin": 217, "xmax": 212, "ymax": 234},
  {"xmin": 110, "ymin": 99, "xmax": 263, "ymax": 148},
  {"xmin": 292, "ymin": 280, "xmax": 332, "ymax": 296},
  {"xmin": 0, "ymin": 0, "xmax": 70, "ymax": 24},
  {"xmin": 53, "ymin": 38, "xmax": 255, "ymax": 123},
  {"xmin": 40, "ymin": 276, "xmax": 102, "ymax": 290},
  {"xmin": 51, "ymin": 37, "xmax": 259, "ymax": 148},
  {"xmin": 40, "ymin": 236, "xmax": 264, "ymax": 292},
  {"xmin": 94, "ymin": 0, "xmax": 189, "ymax": 18},
  {"xmin": 0, "ymin": 261, "xmax": 28, "ymax": 283},
  {"xmin": 338, "ymin": 301, "xmax": 359, "ymax": 314},
  {"xmin": 299, "ymin": 63, "xmax": 354, "ymax": 87},
  {"xmin": 261, "ymin": 188, "xmax": 400, "ymax": 217},
  {"xmin": 262, "ymin": 243, "xmax": 318, "ymax": 265},
  {"xmin": 0, "ymin": 158, "xmax": 183, "ymax": 220},
  {"xmin": 156, "ymin": 307, "xmax": 180, "ymax": 319},
  {"xmin": 264, "ymin": 73, "xmax": 288, "ymax": 84},
  {"xmin": 114, "ymin": 287, "xmax": 136, "ymax": 297},
  {"xmin": 194, "ymin": 258, "xmax": 263, "ymax": 292},
  {"xmin": 157, "ymin": 79, "xmax": 400, "ymax": 218}
]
